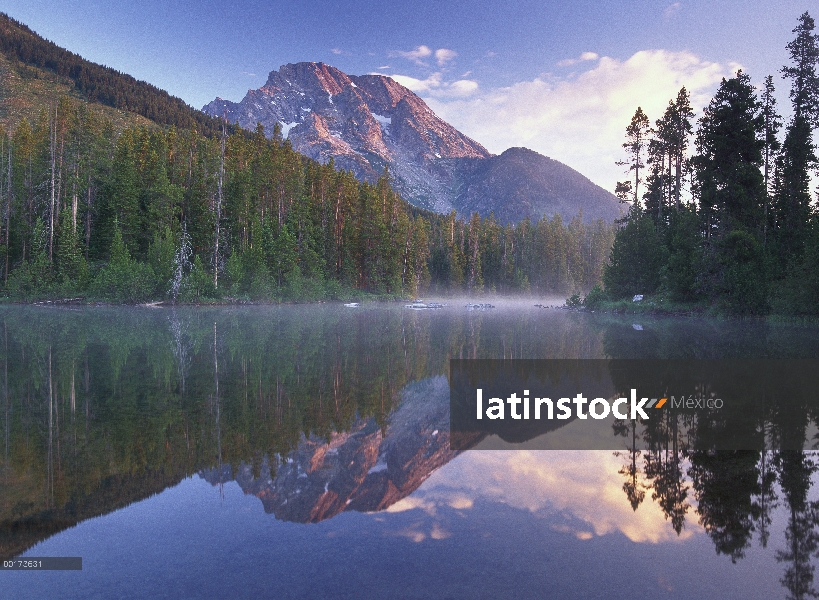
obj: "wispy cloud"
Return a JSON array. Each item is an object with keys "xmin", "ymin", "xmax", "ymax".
[
  {"xmin": 557, "ymin": 51, "xmax": 600, "ymax": 67},
  {"xmin": 388, "ymin": 71, "xmax": 479, "ymax": 98},
  {"xmin": 391, "ymin": 45, "xmax": 433, "ymax": 65},
  {"xmin": 331, "ymin": 48, "xmax": 343, "ymax": 55},
  {"xmin": 391, "ymin": 45, "xmax": 458, "ymax": 68},
  {"xmin": 435, "ymin": 48, "xmax": 457, "ymax": 66},
  {"xmin": 664, "ymin": 2, "xmax": 681, "ymax": 20},
  {"xmin": 423, "ymin": 49, "xmax": 732, "ymax": 191}
]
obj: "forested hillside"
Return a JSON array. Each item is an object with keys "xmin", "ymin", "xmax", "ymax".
[
  {"xmin": 599, "ymin": 12, "xmax": 819, "ymax": 315},
  {"xmin": 0, "ymin": 51, "xmax": 153, "ymax": 134},
  {"xmin": 0, "ymin": 14, "xmax": 614, "ymax": 302},
  {"xmin": 0, "ymin": 13, "xmax": 226, "ymax": 137},
  {"xmin": 0, "ymin": 99, "xmax": 613, "ymax": 302}
]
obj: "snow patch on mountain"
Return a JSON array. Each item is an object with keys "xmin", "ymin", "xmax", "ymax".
[{"xmin": 280, "ymin": 122, "xmax": 298, "ymax": 138}]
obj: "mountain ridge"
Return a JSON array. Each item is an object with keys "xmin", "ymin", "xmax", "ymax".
[{"xmin": 204, "ymin": 62, "xmax": 621, "ymax": 223}]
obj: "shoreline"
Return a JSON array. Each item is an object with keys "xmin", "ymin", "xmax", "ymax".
[{"xmin": 5, "ymin": 294, "xmax": 818, "ymax": 325}]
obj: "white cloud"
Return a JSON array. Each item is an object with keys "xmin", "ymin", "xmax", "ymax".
[
  {"xmin": 389, "ymin": 72, "xmax": 442, "ymax": 93},
  {"xmin": 392, "ymin": 45, "xmax": 433, "ymax": 65},
  {"xmin": 435, "ymin": 48, "xmax": 457, "ymax": 66},
  {"xmin": 447, "ymin": 79, "xmax": 479, "ymax": 96},
  {"xmin": 331, "ymin": 48, "xmax": 342, "ymax": 55},
  {"xmin": 557, "ymin": 51, "xmax": 600, "ymax": 67},
  {"xmin": 377, "ymin": 65, "xmax": 390, "ymax": 70},
  {"xmin": 389, "ymin": 72, "xmax": 479, "ymax": 98},
  {"xmin": 422, "ymin": 49, "xmax": 731, "ymax": 192},
  {"xmin": 391, "ymin": 46, "xmax": 459, "ymax": 68}
]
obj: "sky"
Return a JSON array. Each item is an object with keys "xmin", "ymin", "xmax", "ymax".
[{"xmin": 1, "ymin": 0, "xmax": 813, "ymax": 192}]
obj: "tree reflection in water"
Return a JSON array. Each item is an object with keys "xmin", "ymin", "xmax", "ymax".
[
  {"xmin": 600, "ymin": 317, "xmax": 819, "ymax": 600},
  {"xmin": 1, "ymin": 306, "xmax": 819, "ymax": 599}
]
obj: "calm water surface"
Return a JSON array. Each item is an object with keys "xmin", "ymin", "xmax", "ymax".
[{"xmin": 1, "ymin": 302, "xmax": 819, "ymax": 599}]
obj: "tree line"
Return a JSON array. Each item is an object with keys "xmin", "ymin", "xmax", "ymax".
[
  {"xmin": 601, "ymin": 12, "xmax": 819, "ymax": 315},
  {"xmin": 0, "ymin": 96, "xmax": 614, "ymax": 302}
]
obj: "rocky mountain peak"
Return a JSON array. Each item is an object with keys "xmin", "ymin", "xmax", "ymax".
[{"xmin": 264, "ymin": 62, "xmax": 352, "ymax": 97}]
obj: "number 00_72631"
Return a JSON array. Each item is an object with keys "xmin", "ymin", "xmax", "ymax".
[{"xmin": 3, "ymin": 561, "xmax": 42, "ymax": 568}]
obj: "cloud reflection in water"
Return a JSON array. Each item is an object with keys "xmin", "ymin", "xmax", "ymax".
[{"xmin": 395, "ymin": 450, "xmax": 701, "ymax": 544}]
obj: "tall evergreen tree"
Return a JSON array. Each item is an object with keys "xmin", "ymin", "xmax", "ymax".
[
  {"xmin": 693, "ymin": 71, "xmax": 766, "ymax": 312},
  {"xmin": 760, "ymin": 75, "xmax": 782, "ymax": 245},
  {"xmin": 775, "ymin": 12, "xmax": 819, "ymax": 260},
  {"xmin": 616, "ymin": 107, "xmax": 651, "ymax": 205},
  {"xmin": 644, "ymin": 121, "xmax": 669, "ymax": 222},
  {"xmin": 782, "ymin": 12, "xmax": 819, "ymax": 125},
  {"xmin": 669, "ymin": 88, "xmax": 695, "ymax": 209},
  {"xmin": 55, "ymin": 207, "xmax": 86, "ymax": 286},
  {"xmin": 693, "ymin": 71, "xmax": 765, "ymax": 234},
  {"xmin": 647, "ymin": 89, "xmax": 695, "ymax": 215}
]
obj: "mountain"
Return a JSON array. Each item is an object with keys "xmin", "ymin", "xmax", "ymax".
[
  {"xmin": 204, "ymin": 62, "xmax": 490, "ymax": 213},
  {"xmin": 203, "ymin": 62, "xmax": 622, "ymax": 223},
  {"xmin": 449, "ymin": 147, "xmax": 623, "ymax": 226}
]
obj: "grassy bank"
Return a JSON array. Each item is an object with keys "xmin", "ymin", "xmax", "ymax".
[
  {"xmin": 578, "ymin": 293, "xmax": 708, "ymax": 316},
  {"xmin": 570, "ymin": 286, "xmax": 819, "ymax": 322}
]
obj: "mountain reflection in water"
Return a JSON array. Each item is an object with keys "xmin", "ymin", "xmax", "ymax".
[
  {"xmin": 200, "ymin": 376, "xmax": 459, "ymax": 523},
  {"xmin": 2, "ymin": 303, "xmax": 819, "ymax": 599}
]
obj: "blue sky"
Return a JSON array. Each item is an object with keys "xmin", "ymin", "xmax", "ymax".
[{"xmin": 1, "ymin": 0, "xmax": 813, "ymax": 191}]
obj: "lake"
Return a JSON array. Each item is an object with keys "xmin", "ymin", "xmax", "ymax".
[{"xmin": 1, "ymin": 302, "xmax": 819, "ymax": 599}]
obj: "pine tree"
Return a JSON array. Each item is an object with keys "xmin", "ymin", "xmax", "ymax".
[
  {"xmin": 644, "ymin": 129, "xmax": 669, "ymax": 223},
  {"xmin": 692, "ymin": 71, "xmax": 766, "ymax": 312},
  {"xmin": 55, "ymin": 207, "xmax": 87, "ymax": 288},
  {"xmin": 602, "ymin": 207, "xmax": 667, "ymax": 298},
  {"xmin": 616, "ymin": 107, "xmax": 651, "ymax": 205},
  {"xmin": 782, "ymin": 12, "xmax": 819, "ymax": 126},
  {"xmin": 693, "ymin": 71, "xmax": 765, "ymax": 235},
  {"xmin": 647, "ymin": 89, "xmax": 695, "ymax": 215},
  {"xmin": 760, "ymin": 75, "xmax": 782, "ymax": 245},
  {"xmin": 466, "ymin": 212, "xmax": 483, "ymax": 291},
  {"xmin": 105, "ymin": 132, "xmax": 142, "ymax": 257},
  {"xmin": 270, "ymin": 223, "xmax": 297, "ymax": 287},
  {"xmin": 669, "ymin": 88, "xmax": 695, "ymax": 209},
  {"xmin": 775, "ymin": 12, "xmax": 819, "ymax": 259}
]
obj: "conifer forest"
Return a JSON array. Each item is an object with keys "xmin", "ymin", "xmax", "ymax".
[{"xmin": 601, "ymin": 12, "xmax": 819, "ymax": 315}]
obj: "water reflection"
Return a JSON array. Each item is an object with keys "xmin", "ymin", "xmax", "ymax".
[
  {"xmin": 2, "ymin": 305, "xmax": 819, "ymax": 598},
  {"xmin": 418, "ymin": 450, "xmax": 700, "ymax": 544},
  {"xmin": 200, "ymin": 377, "xmax": 456, "ymax": 523}
]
